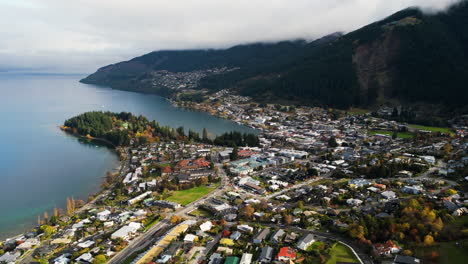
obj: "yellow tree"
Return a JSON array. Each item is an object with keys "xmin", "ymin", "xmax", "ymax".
[
  {"xmin": 424, "ymin": 235, "xmax": 435, "ymax": 246},
  {"xmin": 170, "ymin": 215, "xmax": 180, "ymax": 224}
]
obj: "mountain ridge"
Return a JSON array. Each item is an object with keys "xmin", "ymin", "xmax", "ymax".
[{"xmin": 81, "ymin": 1, "xmax": 468, "ymax": 110}]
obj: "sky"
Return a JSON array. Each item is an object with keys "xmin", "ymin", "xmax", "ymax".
[{"xmin": 0, "ymin": 0, "xmax": 460, "ymax": 73}]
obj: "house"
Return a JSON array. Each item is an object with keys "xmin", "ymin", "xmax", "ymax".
[
  {"xmin": 230, "ymin": 231, "xmax": 242, "ymax": 240},
  {"xmin": 284, "ymin": 232, "xmax": 299, "ymax": 244},
  {"xmin": 401, "ymin": 186, "xmax": 423, "ymax": 195},
  {"xmin": 0, "ymin": 251, "xmax": 21, "ymax": 263},
  {"xmin": 224, "ymin": 256, "xmax": 240, "ymax": 264},
  {"xmin": 16, "ymin": 238, "xmax": 40, "ymax": 250},
  {"xmin": 153, "ymin": 200, "xmax": 181, "ymax": 209},
  {"xmin": 381, "ymin": 191, "xmax": 397, "ymax": 200},
  {"xmin": 217, "ymin": 246, "xmax": 233, "ymax": 255},
  {"xmin": 237, "ymin": 224, "xmax": 254, "ymax": 233},
  {"xmin": 220, "ymin": 238, "xmax": 235, "ymax": 247},
  {"xmin": 349, "ymin": 178, "xmax": 372, "ymax": 188},
  {"xmin": 76, "ymin": 252, "xmax": 94, "ymax": 263},
  {"xmin": 393, "ymin": 255, "xmax": 421, "ymax": 264},
  {"xmin": 346, "ymin": 198, "xmax": 363, "ymax": 207},
  {"xmin": 258, "ymin": 246, "xmax": 274, "ymax": 263},
  {"xmin": 183, "ymin": 234, "xmax": 197, "ymax": 243},
  {"xmin": 111, "ymin": 222, "xmax": 141, "ymax": 240},
  {"xmin": 253, "ymin": 228, "xmax": 270, "ymax": 244},
  {"xmin": 96, "ymin": 209, "xmax": 111, "ymax": 221},
  {"xmin": 53, "ymin": 254, "xmax": 71, "ymax": 264},
  {"xmin": 77, "ymin": 240, "xmax": 95, "ymax": 248},
  {"xmin": 373, "ymin": 241, "xmax": 401, "ymax": 256},
  {"xmin": 276, "ymin": 247, "xmax": 296, "ymax": 262},
  {"xmin": 239, "ymin": 253, "xmax": 253, "ymax": 264},
  {"xmin": 270, "ymin": 229, "xmax": 285, "ymax": 244},
  {"xmin": 209, "ymin": 253, "xmax": 223, "ymax": 264},
  {"xmin": 200, "ymin": 221, "xmax": 213, "ymax": 232},
  {"xmin": 297, "ymin": 233, "xmax": 315, "ymax": 250}
]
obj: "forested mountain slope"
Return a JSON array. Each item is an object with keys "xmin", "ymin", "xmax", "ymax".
[{"xmin": 82, "ymin": 1, "xmax": 468, "ymax": 109}]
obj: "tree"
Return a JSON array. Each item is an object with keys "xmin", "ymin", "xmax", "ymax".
[
  {"xmin": 259, "ymin": 199, "xmax": 268, "ymax": 210},
  {"xmin": 53, "ymin": 207, "xmax": 59, "ymax": 217},
  {"xmin": 445, "ymin": 189, "xmax": 457, "ymax": 196},
  {"xmin": 443, "ymin": 143, "xmax": 451, "ymax": 154},
  {"xmin": 284, "ymin": 215, "xmax": 293, "ymax": 225},
  {"xmin": 202, "ymin": 128, "xmax": 209, "ymax": 142},
  {"xmin": 348, "ymin": 224, "xmax": 365, "ymax": 240},
  {"xmin": 328, "ymin": 136, "xmax": 338, "ymax": 148},
  {"xmin": 297, "ymin": 201, "xmax": 304, "ymax": 209},
  {"xmin": 424, "ymin": 235, "xmax": 435, "ymax": 246},
  {"xmin": 43, "ymin": 211, "xmax": 49, "ymax": 223},
  {"xmin": 241, "ymin": 205, "xmax": 255, "ymax": 220},
  {"xmin": 230, "ymin": 146, "xmax": 239, "ymax": 161},
  {"xmin": 170, "ymin": 215, "xmax": 181, "ymax": 224},
  {"xmin": 233, "ymin": 198, "xmax": 243, "ymax": 206},
  {"xmin": 92, "ymin": 255, "xmax": 107, "ymax": 264},
  {"xmin": 40, "ymin": 225, "xmax": 55, "ymax": 237},
  {"xmin": 402, "ymin": 249, "xmax": 413, "ymax": 256}
]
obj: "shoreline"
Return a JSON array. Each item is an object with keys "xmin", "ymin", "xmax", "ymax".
[
  {"xmin": 1, "ymin": 94, "xmax": 250, "ymax": 243},
  {"xmin": 1, "ymin": 130, "xmax": 125, "ymax": 243}
]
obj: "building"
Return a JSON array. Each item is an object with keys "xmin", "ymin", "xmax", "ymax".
[
  {"xmin": 270, "ymin": 229, "xmax": 285, "ymax": 244},
  {"xmin": 224, "ymin": 256, "xmax": 240, "ymax": 264},
  {"xmin": 253, "ymin": 228, "xmax": 270, "ymax": 244},
  {"xmin": 381, "ymin": 191, "xmax": 397, "ymax": 200},
  {"xmin": 373, "ymin": 241, "xmax": 401, "ymax": 256},
  {"xmin": 258, "ymin": 246, "xmax": 274, "ymax": 263},
  {"xmin": 153, "ymin": 200, "xmax": 181, "ymax": 209},
  {"xmin": 111, "ymin": 222, "xmax": 141, "ymax": 240},
  {"xmin": 200, "ymin": 221, "xmax": 213, "ymax": 232},
  {"xmin": 128, "ymin": 191, "xmax": 152, "ymax": 205},
  {"xmin": 297, "ymin": 234, "xmax": 315, "ymax": 251},
  {"xmin": 276, "ymin": 247, "xmax": 296, "ymax": 262},
  {"xmin": 239, "ymin": 253, "xmax": 253, "ymax": 264}
]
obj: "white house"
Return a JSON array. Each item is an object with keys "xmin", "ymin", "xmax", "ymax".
[
  {"xmin": 199, "ymin": 221, "xmax": 213, "ymax": 232},
  {"xmin": 297, "ymin": 234, "xmax": 315, "ymax": 251},
  {"xmin": 111, "ymin": 222, "xmax": 141, "ymax": 240},
  {"xmin": 97, "ymin": 210, "xmax": 111, "ymax": 221}
]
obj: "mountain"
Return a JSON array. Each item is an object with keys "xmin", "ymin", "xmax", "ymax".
[{"xmin": 81, "ymin": 1, "xmax": 468, "ymax": 110}]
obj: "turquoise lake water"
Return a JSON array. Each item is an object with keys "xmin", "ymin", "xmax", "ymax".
[{"xmin": 0, "ymin": 74, "xmax": 254, "ymax": 239}]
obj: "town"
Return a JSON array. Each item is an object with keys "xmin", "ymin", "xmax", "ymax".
[{"xmin": 1, "ymin": 90, "xmax": 467, "ymax": 264}]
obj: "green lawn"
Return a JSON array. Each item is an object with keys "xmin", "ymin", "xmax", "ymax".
[
  {"xmin": 415, "ymin": 240, "xmax": 468, "ymax": 264},
  {"xmin": 408, "ymin": 124, "xmax": 452, "ymax": 134},
  {"xmin": 166, "ymin": 184, "xmax": 219, "ymax": 205},
  {"xmin": 369, "ymin": 130, "xmax": 414, "ymax": 139},
  {"xmin": 189, "ymin": 208, "xmax": 213, "ymax": 217},
  {"xmin": 143, "ymin": 216, "xmax": 160, "ymax": 231},
  {"xmin": 326, "ymin": 243, "xmax": 359, "ymax": 264}
]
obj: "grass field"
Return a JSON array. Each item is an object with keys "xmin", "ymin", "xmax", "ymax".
[
  {"xmin": 415, "ymin": 240, "xmax": 468, "ymax": 264},
  {"xmin": 189, "ymin": 208, "xmax": 214, "ymax": 218},
  {"xmin": 408, "ymin": 124, "xmax": 452, "ymax": 134},
  {"xmin": 325, "ymin": 243, "xmax": 359, "ymax": 264},
  {"xmin": 369, "ymin": 130, "xmax": 414, "ymax": 139},
  {"xmin": 166, "ymin": 183, "xmax": 219, "ymax": 205}
]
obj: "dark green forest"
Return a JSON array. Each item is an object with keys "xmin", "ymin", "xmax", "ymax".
[{"xmin": 64, "ymin": 111, "xmax": 259, "ymax": 147}]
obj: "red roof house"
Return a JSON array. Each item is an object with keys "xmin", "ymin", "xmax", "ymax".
[{"xmin": 276, "ymin": 247, "xmax": 296, "ymax": 262}]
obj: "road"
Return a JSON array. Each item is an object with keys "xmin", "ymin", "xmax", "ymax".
[
  {"xmin": 257, "ymin": 223, "xmax": 373, "ymax": 264},
  {"xmin": 109, "ymin": 164, "xmax": 230, "ymax": 263}
]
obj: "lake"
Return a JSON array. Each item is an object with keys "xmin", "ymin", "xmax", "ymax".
[{"xmin": 0, "ymin": 74, "xmax": 254, "ymax": 239}]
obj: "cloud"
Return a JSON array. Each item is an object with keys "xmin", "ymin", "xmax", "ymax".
[{"xmin": 0, "ymin": 0, "xmax": 460, "ymax": 73}]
